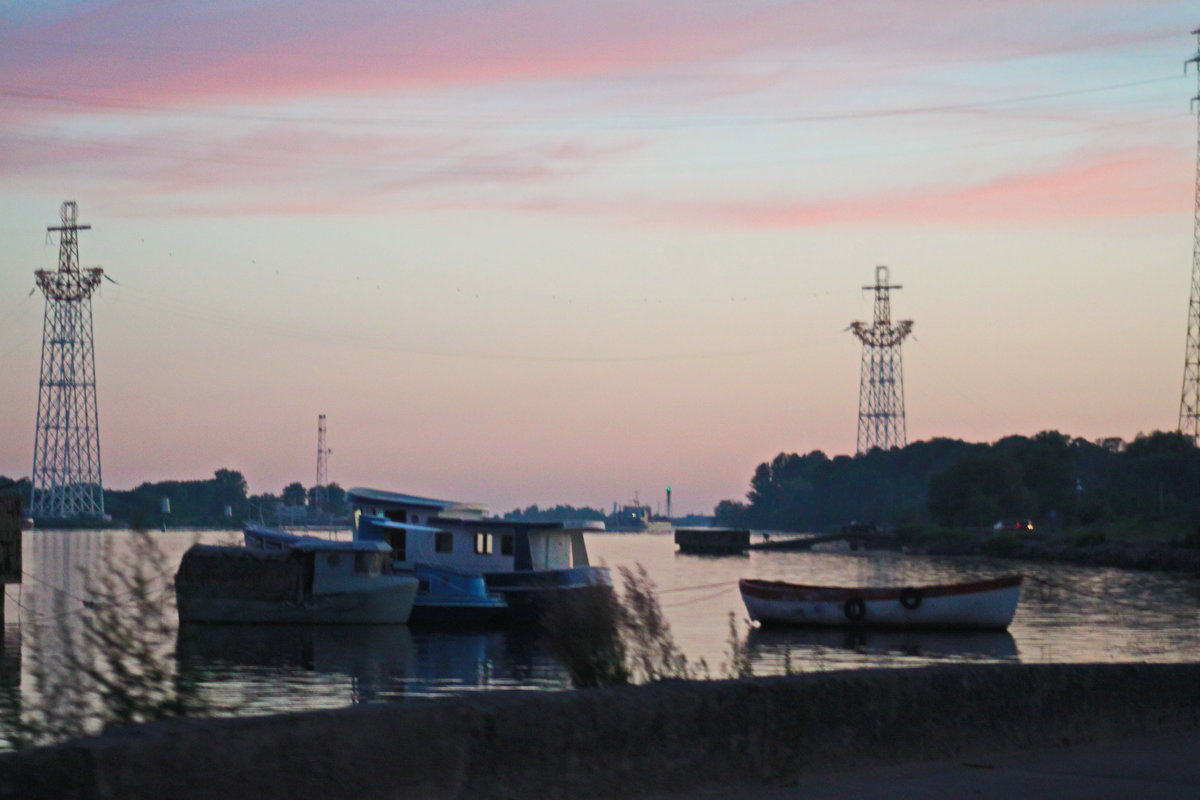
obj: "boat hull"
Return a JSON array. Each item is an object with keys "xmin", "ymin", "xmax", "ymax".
[
  {"xmin": 739, "ymin": 574, "xmax": 1022, "ymax": 630},
  {"xmin": 176, "ymin": 543, "xmax": 419, "ymax": 625},
  {"xmin": 177, "ymin": 579, "xmax": 419, "ymax": 624},
  {"xmin": 483, "ymin": 565, "xmax": 613, "ymax": 621},
  {"xmin": 409, "ymin": 599, "xmax": 510, "ymax": 626},
  {"xmin": 410, "ymin": 563, "xmax": 509, "ymax": 626}
]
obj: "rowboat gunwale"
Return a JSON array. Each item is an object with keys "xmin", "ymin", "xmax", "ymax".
[{"xmin": 738, "ymin": 574, "xmax": 1023, "ymax": 604}]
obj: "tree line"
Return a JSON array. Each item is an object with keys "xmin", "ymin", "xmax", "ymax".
[
  {"xmin": 712, "ymin": 430, "xmax": 1200, "ymax": 533},
  {"xmin": 0, "ymin": 470, "xmax": 349, "ymax": 527}
]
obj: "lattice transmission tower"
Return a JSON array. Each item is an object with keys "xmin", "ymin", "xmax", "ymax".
[
  {"xmin": 30, "ymin": 201, "xmax": 106, "ymax": 519},
  {"xmin": 1180, "ymin": 27, "xmax": 1200, "ymax": 443},
  {"xmin": 849, "ymin": 265, "xmax": 914, "ymax": 453},
  {"xmin": 314, "ymin": 414, "xmax": 331, "ymax": 512}
]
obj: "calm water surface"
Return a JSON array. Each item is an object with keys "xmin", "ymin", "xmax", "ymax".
[{"xmin": 3, "ymin": 529, "xmax": 1199, "ymax": 720}]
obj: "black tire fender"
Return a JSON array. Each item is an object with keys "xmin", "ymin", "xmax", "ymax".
[
  {"xmin": 843, "ymin": 595, "xmax": 867, "ymax": 622},
  {"xmin": 899, "ymin": 587, "xmax": 923, "ymax": 610}
]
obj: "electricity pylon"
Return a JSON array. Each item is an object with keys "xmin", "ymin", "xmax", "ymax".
[
  {"xmin": 1179, "ymin": 26, "xmax": 1200, "ymax": 442},
  {"xmin": 849, "ymin": 265, "xmax": 914, "ymax": 453},
  {"xmin": 30, "ymin": 202, "xmax": 106, "ymax": 519}
]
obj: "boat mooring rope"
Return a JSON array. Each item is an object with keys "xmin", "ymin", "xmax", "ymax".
[{"xmin": 661, "ymin": 584, "xmax": 737, "ymax": 609}]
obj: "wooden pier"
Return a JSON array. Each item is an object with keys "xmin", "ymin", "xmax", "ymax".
[
  {"xmin": 677, "ymin": 525, "xmax": 897, "ymax": 555},
  {"xmin": 674, "ymin": 528, "xmax": 751, "ymax": 555}
]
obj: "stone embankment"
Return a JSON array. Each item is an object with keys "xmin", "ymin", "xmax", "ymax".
[
  {"xmin": 1009, "ymin": 538, "xmax": 1200, "ymax": 572},
  {"xmin": 902, "ymin": 530, "xmax": 1200, "ymax": 573},
  {"xmin": 3, "ymin": 662, "xmax": 1199, "ymax": 800}
]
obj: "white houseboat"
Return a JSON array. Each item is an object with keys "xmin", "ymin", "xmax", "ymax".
[{"xmin": 347, "ymin": 487, "xmax": 611, "ymax": 622}]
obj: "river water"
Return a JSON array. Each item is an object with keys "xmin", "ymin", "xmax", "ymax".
[{"xmin": 3, "ymin": 529, "xmax": 1199, "ymax": 721}]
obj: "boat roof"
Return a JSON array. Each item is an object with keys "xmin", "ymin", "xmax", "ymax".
[
  {"xmin": 348, "ymin": 487, "xmax": 490, "ymax": 519},
  {"xmin": 347, "ymin": 487, "xmax": 456, "ymax": 510},
  {"xmin": 433, "ymin": 517, "xmax": 567, "ymax": 532},
  {"xmin": 245, "ymin": 525, "xmax": 392, "ymax": 553},
  {"xmin": 361, "ymin": 514, "xmax": 564, "ymax": 533},
  {"xmin": 357, "ymin": 516, "xmax": 446, "ymax": 535}
]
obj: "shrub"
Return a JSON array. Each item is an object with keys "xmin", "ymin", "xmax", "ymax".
[
  {"xmin": 982, "ymin": 531, "xmax": 1024, "ymax": 558},
  {"xmin": 538, "ymin": 583, "xmax": 629, "ymax": 689},
  {"xmin": 541, "ymin": 564, "xmax": 706, "ymax": 688},
  {"xmin": 1073, "ymin": 530, "xmax": 1108, "ymax": 548},
  {"xmin": 7, "ymin": 531, "xmax": 206, "ymax": 748}
]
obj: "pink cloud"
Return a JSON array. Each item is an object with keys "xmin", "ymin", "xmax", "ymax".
[
  {"xmin": 0, "ymin": 1, "xmax": 1178, "ymax": 110},
  {"xmin": 686, "ymin": 148, "xmax": 1188, "ymax": 227},
  {"xmin": 0, "ymin": 116, "xmax": 646, "ymax": 216},
  {"xmin": 496, "ymin": 147, "xmax": 1187, "ymax": 229}
]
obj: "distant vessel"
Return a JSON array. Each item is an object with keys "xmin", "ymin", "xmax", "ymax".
[
  {"xmin": 176, "ymin": 532, "xmax": 418, "ymax": 624},
  {"xmin": 608, "ymin": 496, "xmax": 672, "ymax": 533},
  {"xmin": 348, "ymin": 487, "xmax": 611, "ymax": 622},
  {"xmin": 739, "ymin": 574, "xmax": 1022, "ymax": 630}
]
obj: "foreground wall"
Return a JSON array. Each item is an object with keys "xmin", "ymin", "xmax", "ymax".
[{"xmin": 3, "ymin": 662, "xmax": 1200, "ymax": 800}]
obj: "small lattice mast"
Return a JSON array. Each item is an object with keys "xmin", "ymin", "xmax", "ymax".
[
  {"xmin": 314, "ymin": 414, "xmax": 330, "ymax": 512},
  {"xmin": 1180, "ymin": 26, "xmax": 1200, "ymax": 443},
  {"xmin": 30, "ymin": 201, "xmax": 106, "ymax": 519},
  {"xmin": 850, "ymin": 265, "xmax": 914, "ymax": 453}
]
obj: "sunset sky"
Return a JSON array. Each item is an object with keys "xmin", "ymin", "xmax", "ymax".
[{"xmin": 0, "ymin": 1, "xmax": 1196, "ymax": 514}]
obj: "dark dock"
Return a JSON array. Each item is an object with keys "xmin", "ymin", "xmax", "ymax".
[
  {"xmin": 677, "ymin": 525, "xmax": 896, "ymax": 555},
  {"xmin": 674, "ymin": 528, "xmax": 751, "ymax": 554}
]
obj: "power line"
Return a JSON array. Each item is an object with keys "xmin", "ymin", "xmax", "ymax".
[
  {"xmin": 0, "ymin": 109, "xmax": 1182, "ymax": 187},
  {"xmin": 0, "ymin": 75, "xmax": 1182, "ymax": 131},
  {"xmin": 105, "ymin": 280, "xmax": 806, "ymax": 364}
]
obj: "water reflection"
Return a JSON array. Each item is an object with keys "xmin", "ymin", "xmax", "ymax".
[
  {"xmin": 3, "ymin": 530, "xmax": 1198, "ymax": 724},
  {"xmin": 745, "ymin": 625, "xmax": 1018, "ymax": 674},
  {"xmin": 176, "ymin": 623, "xmax": 568, "ymax": 712},
  {"xmin": 177, "ymin": 624, "xmax": 417, "ymax": 704},
  {"xmin": 0, "ymin": 626, "xmax": 20, "ymax": 741}
]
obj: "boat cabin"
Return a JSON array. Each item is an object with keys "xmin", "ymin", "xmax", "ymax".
[
  {"xmin": 242, "ymin": 526, "xmax": 396, "ymax": 595},
  {"xmin": 347, "ymin": 487, "xmax": 593, "ymax": 574}
]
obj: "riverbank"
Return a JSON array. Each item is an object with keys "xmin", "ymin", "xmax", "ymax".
[
  {"xmin": 903, "ymin": 527, "xmax": 1200, "ymax": 573},
  {"xmin": 3, "ymin": 662, "xmax": 1198, "ymax": 800}
]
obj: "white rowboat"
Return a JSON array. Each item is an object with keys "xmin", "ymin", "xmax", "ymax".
[{"xmin": 739, "ymin": 574, "xmax": 1022, "ymax": 630}]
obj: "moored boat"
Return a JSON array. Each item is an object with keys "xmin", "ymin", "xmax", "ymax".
[
  {"xmin": 245, "ymin": 524, "xmax": 508, "ymax": 625},
  {"xmin": 176, "ymin": 534, "xmax": 418, "ymax": 625},
  {"xmin": 739, "ymin": 574, "xmax": 1022, "ymax": 630},
  {"xmin": 348, "ymin": 487, "xmax": 612, "ymax": 622}
]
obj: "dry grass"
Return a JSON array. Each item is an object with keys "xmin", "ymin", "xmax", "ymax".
[
  {"xmin": 7, "ymin": 531, "xmax": 206, "ymax": 748},
  {"xmin": 542, "ymin": 564, "xmax": 749, "ymax": 689}
]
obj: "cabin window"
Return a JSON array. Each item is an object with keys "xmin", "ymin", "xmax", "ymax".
[
  {"xmin": 388, "ymin": 530, "xmax": 406, "ymax": 561},
  {"xmin": 385, "ymin": 509, "xmax": 408, "ymax": 523},
  {"xmin": 355, "ymin": 552, "xmax": 381, "ymax": 576},
  {"xmin": 326, "ymin": 553, "xmax": 342, "ymax": 567},
  {"xmin": 474, "ymin": 532, "xmax": 493, "ymax": 555},
  {"xmin": 500, "ymin": 534, "xmax": 514, "ymax": 556},
  {"xmin": 436, "ymin": 532, "xmax": 454, "ymax": 553}
]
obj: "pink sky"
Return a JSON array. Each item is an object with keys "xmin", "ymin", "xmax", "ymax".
[{"xmin": 0, "ymin": 1, "xmax": 1196, "ymax": 513}]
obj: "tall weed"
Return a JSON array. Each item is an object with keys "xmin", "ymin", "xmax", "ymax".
[
  {"xmin": 7, "ymin": 531, "xmax": 206, "ymax": 748},
  {"xmin": 543, "ymin": 564, "xmax": 749, "ymax": 688}
]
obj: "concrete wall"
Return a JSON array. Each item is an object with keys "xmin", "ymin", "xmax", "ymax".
[{"xmin": 3, "ymin": 662, "xmax": 1199, "ymax": 800}]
